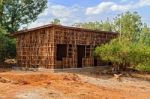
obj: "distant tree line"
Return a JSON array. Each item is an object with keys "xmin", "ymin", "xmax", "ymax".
[{"xmin": 73, "ymin": 19, "xmax": 113, "ymax": 32}]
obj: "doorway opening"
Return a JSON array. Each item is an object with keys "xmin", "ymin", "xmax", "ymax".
[
  {"xmin": 94, "ymin": 58, "xmax": 98, "ymax": 66},
  {"xmin": 57, "ymin": 44, "xmax": 67, "ymax": 61},
  {"xmin": 77, "ymin": 45, "xmax": 85, "ymax": 68}
]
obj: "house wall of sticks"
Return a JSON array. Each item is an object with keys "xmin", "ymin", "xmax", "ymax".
[{"xmin": 15, "ymin": 25, "xmax": 117, "ymax": 69}]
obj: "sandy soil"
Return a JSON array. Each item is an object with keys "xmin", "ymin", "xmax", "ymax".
[{"xmin": 0, "ymin": 71, "xmax": 149, "ymax": 99}]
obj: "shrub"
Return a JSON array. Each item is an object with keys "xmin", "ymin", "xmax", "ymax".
[
  {"xmin": 135, "ymin": 64, "xmax": 150, "ymax": 72},
  {"xmin": 0, "ymin": 28, "xmax": 16, "ymax": 62},
  {"xmin": 95, "ymin": 38, "xmax": 150, "ymax": 71}
]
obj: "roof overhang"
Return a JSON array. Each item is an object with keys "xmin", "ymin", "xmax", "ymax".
[{"xmin": 11, "ymin": 24, "xmax": 118, "ymax": 37}]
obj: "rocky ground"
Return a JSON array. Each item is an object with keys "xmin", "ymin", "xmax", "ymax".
[{"xmin": 0, "ymin": 70, "xmax": 150, "ymax": 99}]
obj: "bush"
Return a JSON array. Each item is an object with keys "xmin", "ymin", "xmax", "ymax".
[
  {"xmin": 0, "ymin": 28, "xmax": 16, "ymax": 62},
  {"xmin": 95, "ymin": 38, "xmax": 130, "ymax": 70},
  {"xmin": 135, "ymin": 64, "xmax": 150, "ymax": 72},
  {"xmin": 94, "ymin": 38, "xmax": 150, "ymax": 71}
]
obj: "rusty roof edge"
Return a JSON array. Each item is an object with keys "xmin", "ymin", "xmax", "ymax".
[{"xmin": 11, "ymin": 24, "xmax": 118, "ymax": 36}]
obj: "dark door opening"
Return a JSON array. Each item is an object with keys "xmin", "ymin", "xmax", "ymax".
[
  {"xmin": 94, "ymin": 58, "xmax": 97, "ymax": 66},
  {"xmin": 77, "ymin": 45, "xmax": 85, "ymax": 68},
  {"xmin": 57, "ymin": 44, "xmax": 67, "ymax": 61}
]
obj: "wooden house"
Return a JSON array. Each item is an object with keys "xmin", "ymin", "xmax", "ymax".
[{"xmin": 12, "ymin": 24, "xmax": 117, "ymax": 69}]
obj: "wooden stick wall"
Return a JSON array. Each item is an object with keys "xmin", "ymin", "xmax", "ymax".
[
  {"xmin": 54, "ymin": 27, "xmax": 116, "ymax": 68},
  {"xmin": 16, "ymin": 27, "xmax": 55, "ymax": 68},
  {"xmin": 16, "ymin": 26, "xmax": 117, "ymax": 69}
]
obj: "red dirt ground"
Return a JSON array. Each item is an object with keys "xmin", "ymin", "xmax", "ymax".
[{"xmin": 0, "ymin": 71, "xmax": 150, "ymax": 99}]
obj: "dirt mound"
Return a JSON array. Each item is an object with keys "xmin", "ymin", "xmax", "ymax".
[{"xmin": 0, "ymin": 72, "xmax": 81, "ymax": 86}]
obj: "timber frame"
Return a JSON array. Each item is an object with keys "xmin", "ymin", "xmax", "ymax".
[{"xmin": 12, "ymin": 24, "xmax": 117, "ymax": 69}]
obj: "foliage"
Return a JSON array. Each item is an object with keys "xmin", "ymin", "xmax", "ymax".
[
  {"xmin": 74, "ymin": 21, "xmax": 103, "ymax": 30},
  {"xmin": 0, "ymin": 0, "xmax": 47, "ymax": 61},
  {"xmin": 94, "ymin": 12, "xmax": 150, "ymax": 71},
  {"xmin": 0, "ymin": 27, "xmax": 16, "ymax": 61},
  {"xmin": 113, "ymin": 11, "xmax": 143, "ymax": 42},
  {"xmin": 135, "ymin": 63, "xmax": 150, "ymax": 72},
  {"xmin": 0, "ymin": 0, "xmax": 47, "ymax": 32},
  {"xmin": 95, "ymin": 38, "xmax": 130, "ymax": 70},
  {"xmin": 51, "ymin": 18, "xmax": 61, "ymax": 25},
  {"xmin": 74, "ymin": 19, "xmax": 113, "ymax": 31},
  {"xmin": 139, "ymin": 24, "xmax": 150, "ymax": 45},
  {"xmin": 95, "ymin": 38, "xmax": 150, "ymax": 71},
  {"xmin": 74, "ymin": 11, "xmax": 143, "ymax": 39}
]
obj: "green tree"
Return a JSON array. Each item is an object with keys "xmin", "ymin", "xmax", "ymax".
[
  {"xmin": 51, "ymin": 18, "xmax": 61, "ymax": 25},
  {"xmin": 0, "ymin": 27, "xmax": 16, "ymax": 61},
  {"xmin": 139, "ymin": 24, "xmax": 150, "ymax": 45},
  {"xmin": 95, "ymin": 38, "xmax": 130, "ymax": 70},
  {"xmin": 0, "ymin": 27, "xmax": 8, "ymax": 60},
  {"xmin": 0, "ymin": 0, "xmax": 47, "ymax": 61},
  {"xmin": 0, "ymin": 0, "xmax": 47, "ymax": 32},
  {"xmin": 74, "ymin": 22, "xmax": 102, "ymax": 30},
  {"xmin": 101, "ymin": 19, "xmax": 113, "ymax": 31},
  {"xmin": 95, "ymin": 12, "xmax": 150, "ymax": 72},
  {"xmin": 74, "ymin": 19, "xmax": 113, "ymax": 31},
  {"xmin": 114, "ymin": 11, "xmax": 143, "ymax": 42},
  {"xmin": 95, "ymin": 38, "xmax": 150, "ymax": 71}
]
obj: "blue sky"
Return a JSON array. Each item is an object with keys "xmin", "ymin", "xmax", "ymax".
[{"xmin": 29, "ymin": 0, "xmax": 150, "ymax": 28}]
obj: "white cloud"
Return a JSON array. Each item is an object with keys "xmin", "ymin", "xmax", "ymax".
[
  {"xmin": 40, "ymin": 3, "xmax": 79, "ymax": 18},
  {"xmin": 49, "ymin": 5, "xmax": 72, "ymax": 17},
  {"xmin": 28, "ymin": 3, "xmax": 83, "ymax": 28},
  {"xmin": 86, "ymin": 2, "xmax": 114, "ymax": 15},
  {"xmin": 86, "ymin": 0, "xmax": 150, "ymax": 15},
  {"xmin": 27, "ymin": 0, "xmax": 150, "ymax": 29},
  {"xmin": 138, "ymin": 0, "xmax": 150, "ymax": 7},
  {"xmin": 111, "ymin": 3, "xmax": 133, "ymax": 11}
]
